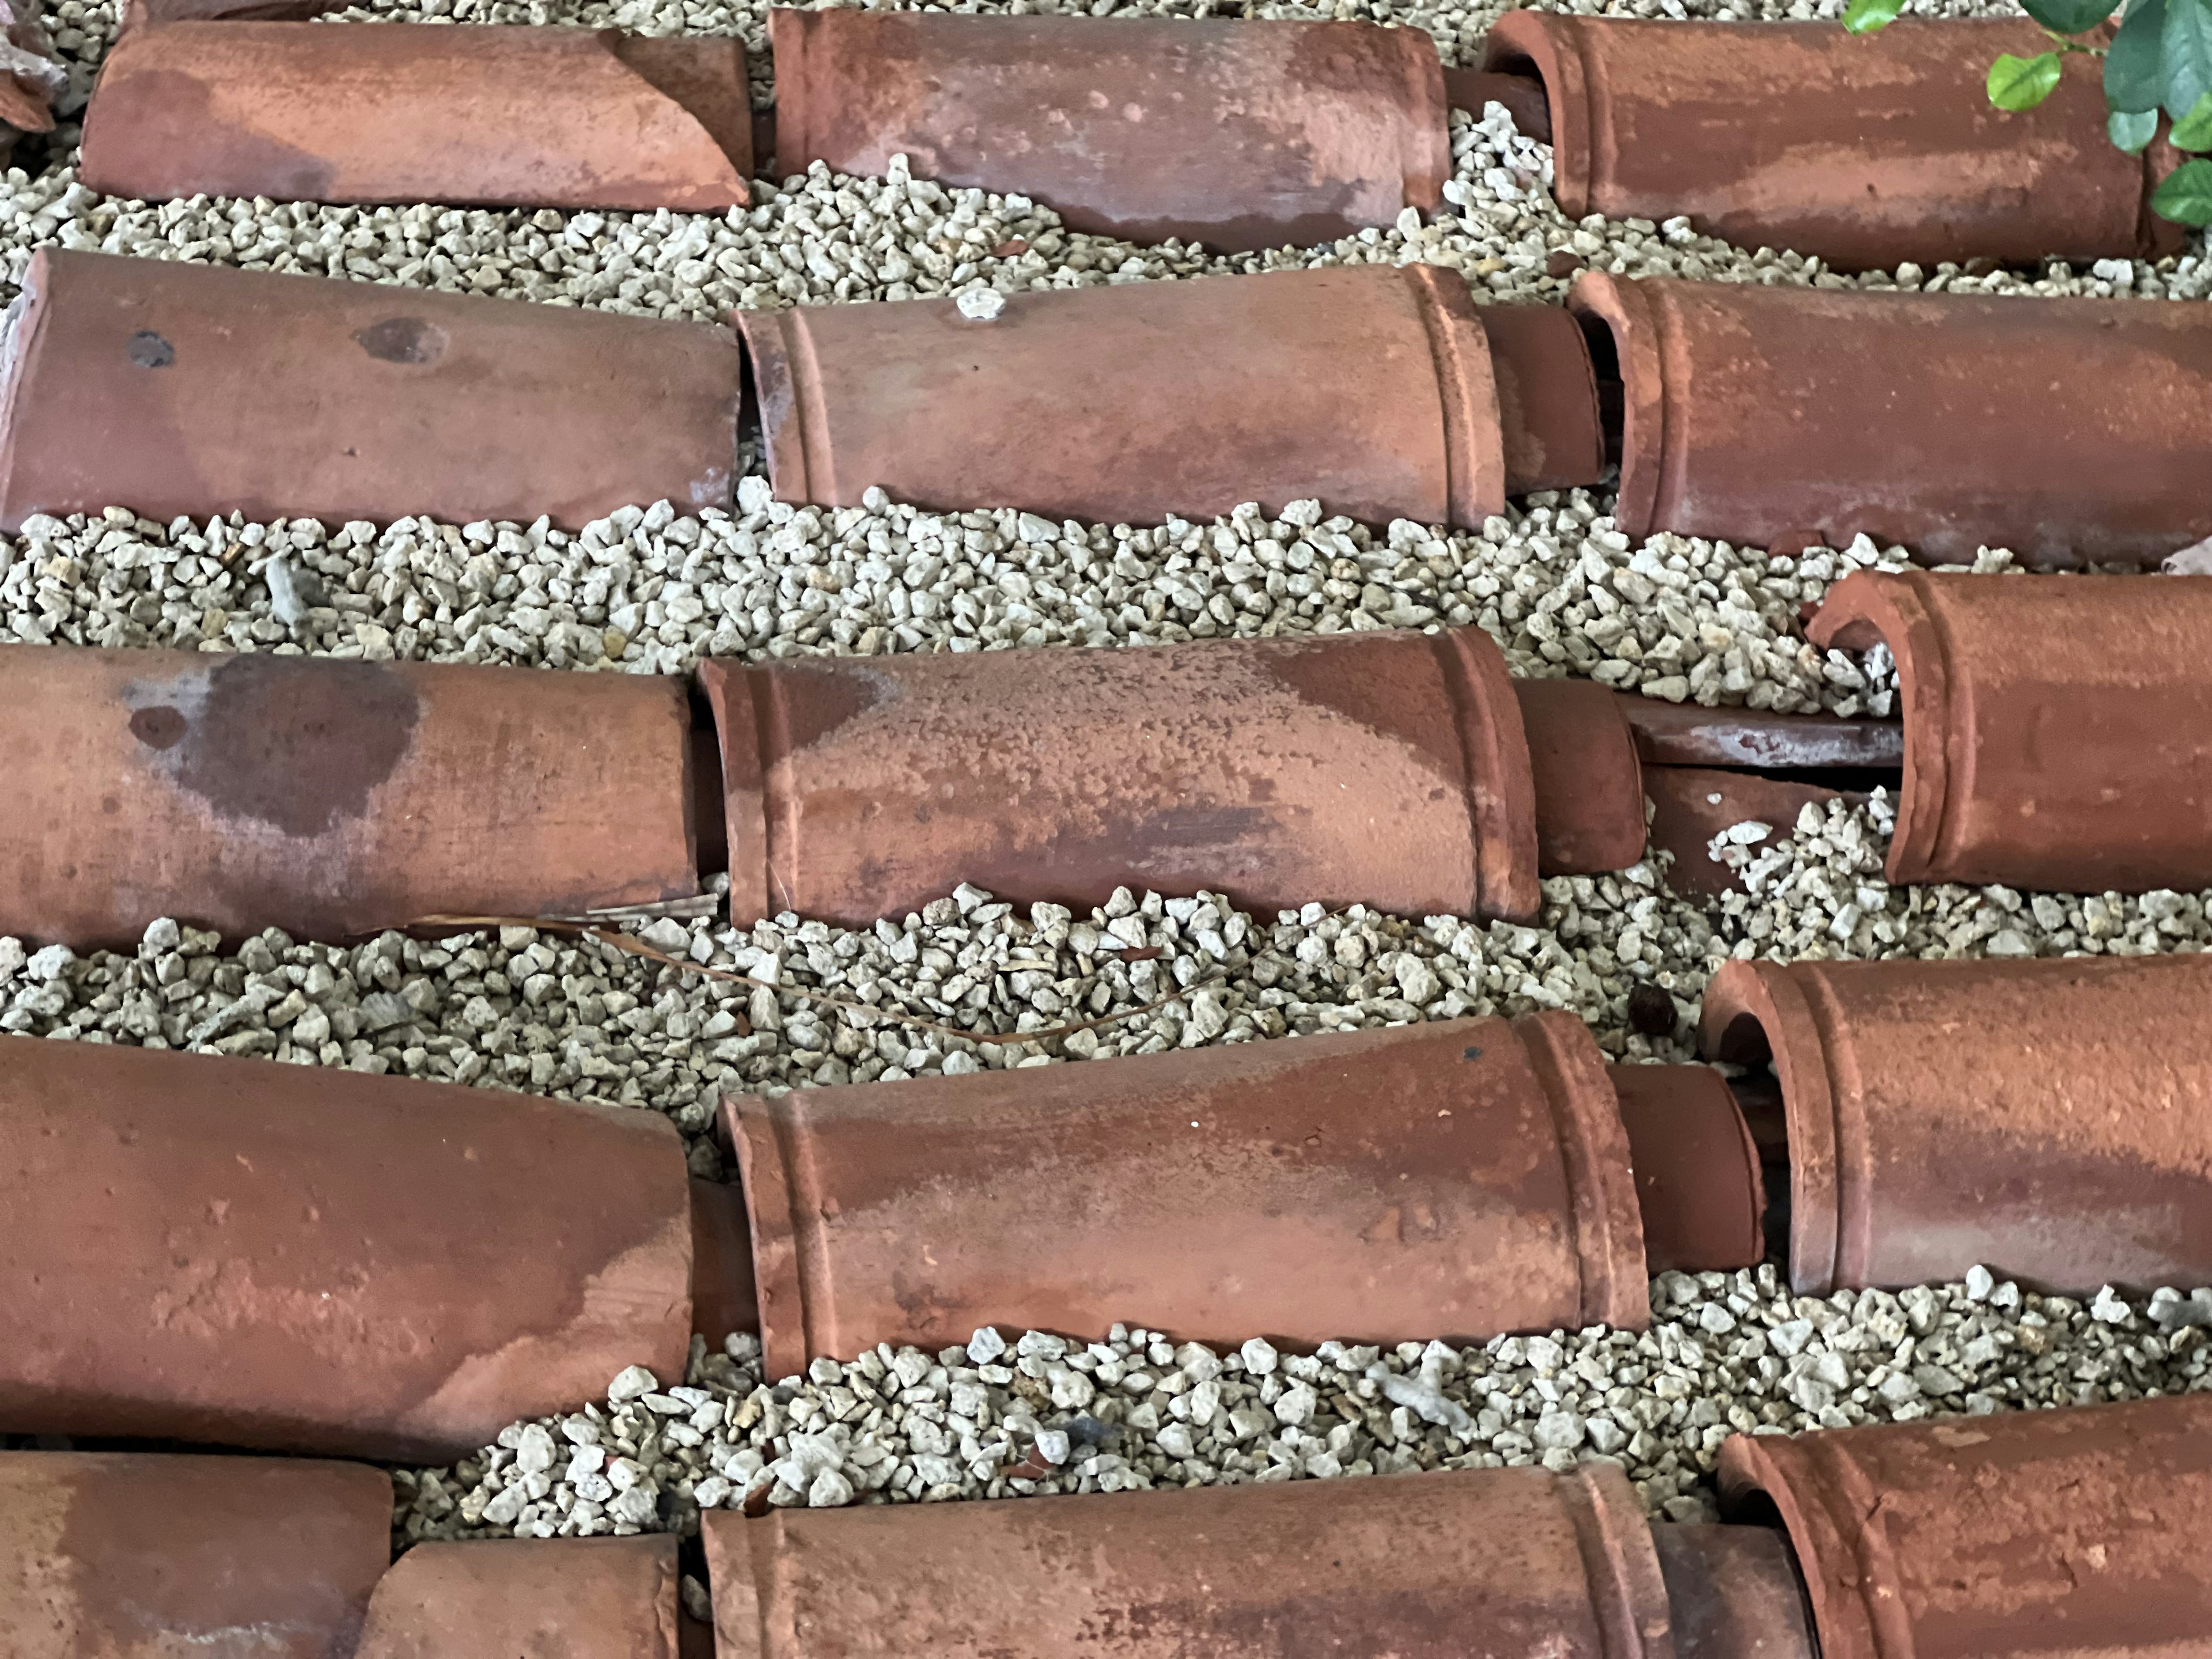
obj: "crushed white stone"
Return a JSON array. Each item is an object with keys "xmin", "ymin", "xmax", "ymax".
[
  {"xmin": 1698, "ymin": 790, "xmax": 2212, "ymax": 963},
  {"xmin": 0, "ymin": 491, "xmax": 1911, "ymax": 718},
  {"xmin": 383, "ymin": 1271, "xmax": 2211, "ymax": 1546},
  {"xmin": 0, "ymin": 875, "xmax": 1710, "ymax": 1189},
  {"xmin": 10, "ymin": 796, "xmax": 2212, "ymax": 1160}
]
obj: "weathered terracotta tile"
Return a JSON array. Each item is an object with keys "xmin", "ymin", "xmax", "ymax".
[
  {"xmin": 723, "ymin": 1014, "xmax": 1650, "ymax": 1377},
  {"xmin": 1570, "ymin": 274, "xmax": 2212, "ymax": 566},
  {"xmin": 1480, "ymin": 301, "xmax": 1607, "ymax": 495},
  {"xmin": 705, "ymin": 1461, "xmax": 1675, "ymax": 1657},
  {"xmin": 1487, "ymin": 13, "xmax": 2180, "ymax": 271},
  {"xmin": 769, "ymin": 10, "xmax": 1446, "ymax": 252},
  {"xmin": 0, "ymin": 1450, "xmax": 389, "ymax": 1659},
  {"xmin": 355, "ymin": 1536, "xmax": 680, "ymax": 1659},
  {"xmin": 1513, "ymin": 675, "xmax": 1647, "ymax": 875},
  {"xmin": 689, "ymin": 1177, "xmax": 759, "ymax": 1349},
  {"xmin": 737, "ymin": 264, "xmax": 1505, "ymax": 531},
  {"xmin": 1721, "ymin": 1394, "xmax": 2212, "ymax": 1658},
  {"xmin": 0, "ymin": 1040, "xmax": 694, "ymax": 1458},
  {"xmin": 0, "ymin": 249, "xmax": 744, "ymax": 531},
  {"xmin": 1640, "ymin": 767, "xmax": 1863, "ymax": 899},
  {"xmin": 0, "ymin": 642, "xmax": 698, "ymax": 948},
  {"xmin": 83, "ymin": 23, "xmax": 751, "ymax": 213},
  {"xmin": 1703, "ymin": 953, "xmax": 2212, "ymax": 1296},
  {"xmin": 1811, "ymin": 570, "xmax": 2212, "ymax": 890},
  {"xmin": 1620, "ymin": 699, "xmax": 1903, "ymax": 772},
  {"xmin": 1609, "ymin": 1059, "xmax": 1766, "ymax": 1274},
  {"xmin": 699, "ymin": 626, "xmax": 1539, "ymax": 928},
  {"xmin": 1652, "ymin": 1521, "xmax": 1818, "ymax": 1659}
]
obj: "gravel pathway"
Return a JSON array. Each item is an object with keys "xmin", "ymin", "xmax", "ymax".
[
  {"xmin": 384, "ymin": 1271, "xmax": 2212, "ymax": 1554},
  {"xmin": 10, "ymin": 803, "xmax": 2211, "ymax": 1161},
  {"xmin": 1, "ymin": 490, "xmax": 1913, "ymax": 715}
]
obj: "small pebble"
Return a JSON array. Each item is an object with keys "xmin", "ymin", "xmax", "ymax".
[{"xmin": 955, "ymin": 285, "xmax": 1005, "ymax": 320}]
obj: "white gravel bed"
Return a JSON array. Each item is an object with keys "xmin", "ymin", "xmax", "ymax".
[
  {"xmin": 0, "ymin": 873, "xmax": 1708, "ymax": 1187},
  {"xmin": 1697, "ymin": 791, "xmax": 2212, "ymax": 960},
  {"xmin": 383, "ymin": 1271, "xmax": 2212, "ymax": 1550},
  {"xmin": 10, "ymin": 803, "xmax": 2212, "ymax": 1158},
  {"xmin": 0, "ymin": 488, "xmax": 1910, "ymax": 715}
]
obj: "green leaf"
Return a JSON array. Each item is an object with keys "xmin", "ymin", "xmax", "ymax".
[
  {"xmin": 2175, "ymin": 88, "xmax": 2212, "ymax": 143},
  {"xmin": 2107, "ymin": 0, "xmax": 2168, "ymax": 111},
  {"xmin": 1842, "ymin": 0, "xmax": 1903, "ymax": 31},
  {"xmin": 2152, "ymin": 156, "xmax": 2212, "ymax": 219},
  {"xmin": 2021, "ymin": 0, "xmax": 2118, "ymax": 33},
  {"xmin": 2162, "ymin": 0, "xmax": 2212, "ymax": 117},
  {"xmin": 1988, "ymin": 51, "xmax": 2065, "ymax": 108},
  {"xmin": 2111, "ymin": 105, "xmax": 2162, "ymax": 149}
]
